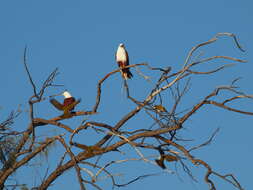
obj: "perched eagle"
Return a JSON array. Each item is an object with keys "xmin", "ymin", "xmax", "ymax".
[
  {"xmin": 115, "ymin": 43, "xmax": 133, "ymax": 80},
  {"xmin": 50, "ymin": 91, "xmax": 80, "ymax": 114},
  {"xmin": 155, "ymin": 153, "xmax": 178, "ymax": 169}
]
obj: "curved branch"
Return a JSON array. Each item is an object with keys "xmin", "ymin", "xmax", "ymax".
[
  {"xmin": 206, "ymin": 100, "xmax": 253, "ymax": 115},
  {"xmin": 23, "ymin": 46, "xmax": 37, "ymax": 97},
  {"xmin": 92, "ymin": 63, "xmax": 147, "ymax": 112},
  {"xmin": 33, "ymin": 118, "xmax": 74, "ymax": 133}
]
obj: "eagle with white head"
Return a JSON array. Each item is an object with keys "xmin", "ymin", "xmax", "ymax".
[
  {"xmin": 115, "ymin": 43, "xmax": 133, "ymax": 80},
  {"xmin": 50, "ymin": 90, "xmax": 81, "ymax": 114}
]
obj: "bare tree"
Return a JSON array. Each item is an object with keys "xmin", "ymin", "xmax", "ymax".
[{"xmin": 0, "ymin": 33, "xmax": 249, "ymax": 190}]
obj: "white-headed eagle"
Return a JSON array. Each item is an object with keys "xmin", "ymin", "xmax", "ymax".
[
  {"xmin": 50, "ymin": 91, "xmax": 80, "ymax": 114},
  {"xmin": 116, "ymin": 43, "xmax": 133, "ymax": 80}
]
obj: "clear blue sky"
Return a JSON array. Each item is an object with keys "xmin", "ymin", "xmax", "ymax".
[{"xmin": 0, "ymin": 0, "xmax": 252, "ymax": 189}]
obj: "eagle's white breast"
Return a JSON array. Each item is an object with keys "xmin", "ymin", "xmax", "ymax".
[{"xmin": 116, "ymin": 46, "xmax": 127, "ymax": 62}]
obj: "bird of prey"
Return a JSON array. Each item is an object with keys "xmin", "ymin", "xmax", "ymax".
[
  {"xmin": 155, "ymin": 148, "xmax": 178, "ymax": 169},
  {"xmin": 155, "ymin": 153, "xmax": 178, "ymax": 169},
  {"xmin": 153, "ymin": 105, "xmax": 167, "ymax": 113},
  {"xmin": 50, "ymin": 91, "xmax": 80, "ymax": 114},
  {"xmin": 155, "ymin": 156, "xmax": 167, "ymax": 169},
  {"xmin": 115, "ymin": 43, "xmax": 133, "ymax": 80}
]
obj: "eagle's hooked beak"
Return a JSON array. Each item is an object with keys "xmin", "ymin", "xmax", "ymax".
[
  {"xmin": 49, "ymin": 93, "xmax": 63, "ymax": 98},
  {"xmin": 49, "ymin": 89, "xmax": 69, "ymax": 98}
]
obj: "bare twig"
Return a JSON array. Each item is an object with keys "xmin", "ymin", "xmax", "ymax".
[
  {"xmin": 189, "ymin": 128, "xmax": 220, "ymax": 152},
  {"xmin": 23, "ymin": 46, "xmax": 37, "ymax": 97}
]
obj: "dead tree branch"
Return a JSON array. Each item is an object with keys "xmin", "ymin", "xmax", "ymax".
[{"xmin": 1, "ymin": 33, "xmax": 248, "ymax": 190}]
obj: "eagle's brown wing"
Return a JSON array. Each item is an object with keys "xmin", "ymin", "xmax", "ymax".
[
  {"xmin": 50, "ymin": 98, "xmax": 64, "ymax": 111},
  {"xmin": 125, "ymin": 49, "xmax": 129, "ymax": 66},
  {"xmin": 123, "ymin": 49, "xmax": 133, "ymax": 79}
]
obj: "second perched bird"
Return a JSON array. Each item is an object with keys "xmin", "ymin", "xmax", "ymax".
[
  {"xmin": 50, "ymin": 91, "xmax": 81, "ymax": 115},
  {"xmin": 115, "ymin": 43, "xmax": 133, "ymax": 80}
]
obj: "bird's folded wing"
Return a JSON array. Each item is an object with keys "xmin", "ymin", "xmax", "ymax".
[{"xmin": 50, "ymin": 98, "xmax": 64, "ymax": 111}]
